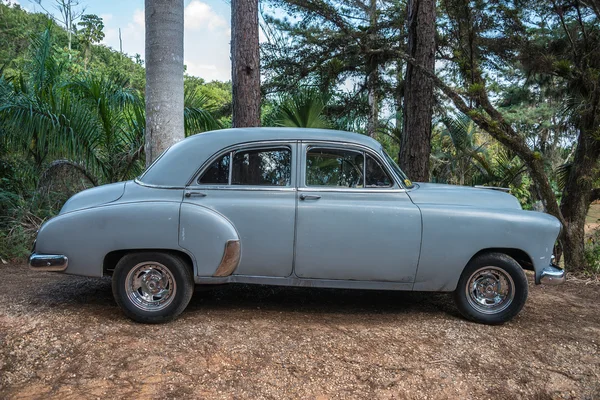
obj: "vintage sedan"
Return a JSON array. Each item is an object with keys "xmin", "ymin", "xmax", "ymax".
[{"xmin": 29, "ymin": 128, "xmax": 565, "ymax": 324}]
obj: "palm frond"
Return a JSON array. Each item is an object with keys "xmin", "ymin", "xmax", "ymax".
[{"xmin": 275, "ymin": 88, "xmax": 330, "ymax": 129}]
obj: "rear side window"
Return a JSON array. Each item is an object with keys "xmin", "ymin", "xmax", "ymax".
[
  {"xmin": 198, "ymin": 147, "xmax": 292, "ymax": 186},
  {"xmin": 199, "ymin": 153, "xmax": 230, "ymax": 184}
]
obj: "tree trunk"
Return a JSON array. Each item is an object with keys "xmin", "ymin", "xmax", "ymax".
[
  {"xmin": 559, "ymin": 121, "xmax": 600, "ymax": 269},
  {"xmin": 231, "ymin": 0, "xmax": 261, "ymax": 128},
  {"xmin": 366, "ymin": 68, "xmax": 379, "ymax": 138},
  {"xmin": 144, "ymin": 0, "xmax": 185, "ymax": 167},
  {"xmin": 366, "ymin": 0, "xmax": 379, "ymax": 138},
  {"xmin": 399, "ymin": 0, "xmax": 436, "ymax": 182}
]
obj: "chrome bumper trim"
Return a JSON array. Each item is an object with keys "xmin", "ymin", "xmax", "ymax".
[
  {"xmin": 29, "ymin": 253, "xmax": 68, "ymax": 272},
  {"xmin": 540, "ymin": 265, "xmax": 565, "ymax": 285}
]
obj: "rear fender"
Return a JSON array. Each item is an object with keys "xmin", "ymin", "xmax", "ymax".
[{"xmin": 178, "ymin": 203, "xmax": 240, "ymax": 276}]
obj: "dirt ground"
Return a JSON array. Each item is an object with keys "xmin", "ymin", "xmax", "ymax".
[{"xmin": 0, "ymin": 264, "xmax": 599, "ymax": 400}]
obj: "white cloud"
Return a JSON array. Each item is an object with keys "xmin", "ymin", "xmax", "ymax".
[
  {"xmin": 133, "ymin": 8, "xmax": 144, "ymax": 28},
  {"xmin": 100, "ymin": 3, "xmax": 234, "ymax": 81},
  {"xmin": 100, "ymin": 13, "xmax": 113, "ymax": 24},
  {"xmin": 102, "ymin": 8, "xmax": 144, "ymax": 57},
  {"xmin": 185, "ymin": 0, "xmax": 227, "ymax": 31}
]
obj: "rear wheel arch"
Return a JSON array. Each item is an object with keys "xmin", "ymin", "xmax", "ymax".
[{"xmin": 103, "ymin": 249, "xmax": 195, "ymax": 277}]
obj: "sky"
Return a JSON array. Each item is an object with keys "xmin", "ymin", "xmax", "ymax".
[{"xmin": 15, "ymin": 0, "xmax": 259, "ymax": 82}]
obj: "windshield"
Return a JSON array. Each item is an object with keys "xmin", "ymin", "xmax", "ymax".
[{"xmin": 382, "ymin": 149, "xmax": 414, "ymax": 188}]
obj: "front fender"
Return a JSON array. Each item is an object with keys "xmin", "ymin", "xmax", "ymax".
[{"xmin": 413, "ymin": 206, "xmax": 561, "ymax": 291}]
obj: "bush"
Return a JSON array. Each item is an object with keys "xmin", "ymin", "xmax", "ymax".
[
  {"xmin": 584, "ymin": 229, "xmax": 600, "ymax": 274},
  {"xmin": 0, "ymin": 189, "xmax": 61, "ymax": 261}
]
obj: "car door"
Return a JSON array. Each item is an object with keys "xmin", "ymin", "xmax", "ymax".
[
  {"xmin": 294, "ymin": 143, "xmax": 422, "ymax": 282},
  {"xmin": 182, "ymin": 141, "xmax": 297, "ymax": 277}
]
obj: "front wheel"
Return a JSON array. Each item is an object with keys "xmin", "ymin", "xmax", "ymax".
[
  {"xmin": 454, "ymin": 252, "xmax": 528, "ymax": 325},
  {"xmin": 112, "ymin": 252, "xmax": 195, "ymax": 323}
]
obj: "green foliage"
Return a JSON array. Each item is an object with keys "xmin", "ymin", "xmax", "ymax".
[
  {"xmin": 584, "ymin": 229, "xmax": 600, "ymax": 274},
  {"xmin": 0, "ymin": 190, "xmax": 46, "ymax": 260},
  {"xmin": 0, "ymin": 19, "xmax": 225, "ymax": 258},
  {"xmin": 184, "ymin": 76, "xmax": 232, "ymax": 127},
  {"xmin": 77, "ymin": 14, "xmax": 105, "ymax": 46},
  {"xmin": 272, "ymin": 88, "xmax": 330, "ymax": 128},
  {"xmin": 183, "ymin": 84, "xmax": 222, "ymax": 135}
]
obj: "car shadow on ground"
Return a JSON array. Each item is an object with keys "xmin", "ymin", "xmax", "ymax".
[
  {"xmin": 188, "ymin": 284, "xmax": 458, "ymax": 317},
  {"xmin": 28, "ymin": 274, "xmax": 459, "ymax": 320}
]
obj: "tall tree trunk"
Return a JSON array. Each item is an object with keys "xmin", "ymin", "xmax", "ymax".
[
  {"xmin": 559, "ymin": 121, "xmax": 600, "ymax": 269},
  {"xmin": 399, "ymin": 0, "xmax": 436, "ymax": 182},
  {"xmin": 395, "ymin": 60, "xmax": 404, "ymax": 136},
  {"xmin": 144, "ymin": 0, "xmax": 185, "ymax": 167},
  {"xmin": 366, "ymin": 68, "xmax": 379, "ymax": 138},
  {"xmin": 231, "ymin": 0, "xmax": 261, "ymax": 127},
  {"xmin": 366, "ymin": 0, "xmax": 379, "ymax": 138}
]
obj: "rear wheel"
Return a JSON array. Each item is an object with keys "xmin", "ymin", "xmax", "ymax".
[
  {"xmin": 454, "ymin": 252, "xmax": 528, "ymax": 325},
  {"xmin": 112, "ymin": 252, "xmax": 194, "ymax": 323}
]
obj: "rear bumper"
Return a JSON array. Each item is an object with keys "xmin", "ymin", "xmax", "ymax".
[
  {"xmin": 539, "ymin": 265, "xmax": 565, "ymax": 285},
  {"xmin": 29, "ymin": 253, "xmax": 68, "ymax": 272}
]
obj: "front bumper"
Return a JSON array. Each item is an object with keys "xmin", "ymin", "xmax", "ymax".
[
  {"xmin": 29, "ymin": 253, "xmax": 68, "ymax": 272},
  {"xmin": 540, "ymin": 265, "xmax": 565, "ymax": 285}
]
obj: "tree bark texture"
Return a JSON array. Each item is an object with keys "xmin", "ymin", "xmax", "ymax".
[
  {"xmin": 399, "ymin": 0, "xmax": 436, "ymax": 182},
  {"xmin": 366, "ymin": 0, "xmax": 379, "ymax": 138},
  {"xmin": 231, "ymin": 0, "xmax": 261, "ymax": 128},
  {"xmin": 145, "ymin": 0, "xmax": 185, "ymax": 167},
  {"xmin": 559, "ymin": 113, "xmax": 600, "ymax": 269}
]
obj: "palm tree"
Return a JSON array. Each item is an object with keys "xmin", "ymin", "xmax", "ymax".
[
  {"xmin": 0, "ymin": 28, "xmax": 220, "ymax": 186},
  {"xmin": 144, "ymin": 0, "xmax": 185, "ymax": 167},
  {"xmin": 432, "ymin": 114, "xmax": 492, "ymax": 185},
  {"xmin": 0, "ymin": 28, "xmax": 98, "ymax": 177},
  {"xmin": 274, "ymin": 89, "xmax": 330, "ymax": 129}
]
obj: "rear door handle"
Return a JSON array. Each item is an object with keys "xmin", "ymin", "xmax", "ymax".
[
  {"xmin": 300, "ymin": 194, "xmax": 321, "ymax": 201},
  {"xmin": 185, "ymin": 191, "xmax": 207, "ymax": 198}
]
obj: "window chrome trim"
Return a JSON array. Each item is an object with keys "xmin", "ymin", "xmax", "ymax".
[
  {"xmin": 185, "ymin": 185, "xmax": 297, "ymax": 192},
  {"xmin": 188, "ymin": 140, "xmax": 297, "ymax": 188},
  {"xmin": 302, "ymin": 140, "xmax": 409, "ymax": 190},
  {"xmin": 298, "ymin": 187, "xmax": 405, "ymax": 193},
  {"xmin": 302, "ymin": 142, "xmax": 401, "ymax": 190}
]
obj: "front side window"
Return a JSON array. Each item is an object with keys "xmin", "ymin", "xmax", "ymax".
[
  {"xmin": 366, "ymin": 155, "xmax": 393, "ymax": 188},
  {"xmin": 198, "ymin": 147, "xmax": 291, "ymax": 186},
  {"xmin": 382, "ymin": 149, "xmax": 413, "ymax": 188},
  {"xmin": 306, "ymin": 147, "xmax": 395, "ymax": 189},
  {"xmin": 306, "ymin": 148, "xmax": 364, "ymax": 188}
]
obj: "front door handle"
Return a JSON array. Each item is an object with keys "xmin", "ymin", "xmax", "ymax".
[
  {"xmin": 185, "ymin": 191, "xmax": 207, "ymax": 198},
  {"xmin": 300, "ymin": 193, "xmax": 321, "ymax": 201}
]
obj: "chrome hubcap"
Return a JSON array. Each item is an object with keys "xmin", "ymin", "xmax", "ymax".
[
  {"xmin": 466, "ymin": 267, "xmax": 515, "ymax": 314},
  {"xmin": 125, "ymin": 262, "xmax": 176, "ymax": 311}
]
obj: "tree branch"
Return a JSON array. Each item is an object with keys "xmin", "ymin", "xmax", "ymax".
[{"xmin": 373, "ymin": 47, "xmax": 567, "ymax": 226}]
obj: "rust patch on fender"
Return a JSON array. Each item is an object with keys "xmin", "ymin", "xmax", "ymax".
[{"xmin": 213, "ymin": 240, "xmax": 241, "ymax": 277}]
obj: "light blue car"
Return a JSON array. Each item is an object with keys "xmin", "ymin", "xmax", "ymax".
[{"xmin": 29, "ymin": 128, "xmax": 565, "ymax": 324}]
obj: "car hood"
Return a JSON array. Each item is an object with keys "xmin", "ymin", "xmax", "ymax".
[
  {"xmin": 407, "ymin": 183, "xmax": 522, "ymax": 210},
  {"xmin": 60, "ymin": 181, "xmax": 127, "ymax": 214}
]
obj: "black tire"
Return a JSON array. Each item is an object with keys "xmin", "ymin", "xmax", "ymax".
[
  {"xmin": 112, "ymin": 252, "xmax": 194, "ymax": 324},
  {"xmin": 454, "ymin": 252, "xmax": 528, "ymax": 325}
]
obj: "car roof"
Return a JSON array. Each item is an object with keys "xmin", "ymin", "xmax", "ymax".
[
  {"xmin": 139, "ymin": 127, "xmax": 384, "ymax": 187},
  {"xmin": 186, "ymin": 127, "xmax": 381, "ymax": 148}
]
